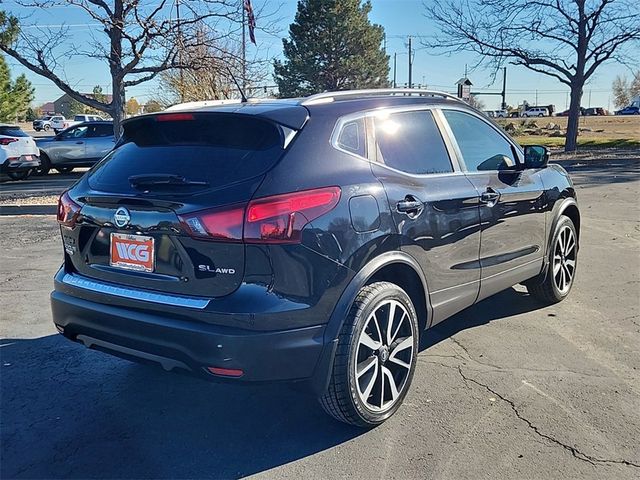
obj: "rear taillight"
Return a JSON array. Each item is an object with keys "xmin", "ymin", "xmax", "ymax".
[
  {"xmin": 245, "ymin": 187, "xmax": 341, "ymax": 244},
  {"xmin": 179, "ymin": 205, "xmax": 244, "ymax": 242},
  {"xmin": 179, "ymin": 187, "xmax": 341, "ymax": 244},
  {"xmin": 0, "ymin": 138, "xmax": 18, "ymax": 145},
  {"xmin": 57, "ymin": 191, "xmax": 82, "ymax": 227}
]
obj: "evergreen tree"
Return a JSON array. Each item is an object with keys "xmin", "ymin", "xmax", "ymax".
[
  {"xmin": 0, "ymin": 55, "xmax": 34, "ymax": 121},
  {"xmin": 274, "ymin": 0, "xmax": 389, "ymax": 98}
]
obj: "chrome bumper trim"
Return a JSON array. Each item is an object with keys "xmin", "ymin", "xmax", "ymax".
[{"xmin": 61, "ymin": 273, "xmax": 210, "ymax": 309}]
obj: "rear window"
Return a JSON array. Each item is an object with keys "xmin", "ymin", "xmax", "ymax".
[
  {"xmin": 0, "ymin": 127, "xmax": 29, "ymax": 137},
  {"xmin": 88, "ymin": 113, "xmax": 285, "ymax": 194}
]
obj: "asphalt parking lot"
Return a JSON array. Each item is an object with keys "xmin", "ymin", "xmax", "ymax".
[{"xmin": 1, "ymin": 158, "xmax": 639, "ymax": 479}]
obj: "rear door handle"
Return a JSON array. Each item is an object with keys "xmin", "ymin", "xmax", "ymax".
[
  {"xmin": 480, "ymin": 188, "xmax": 500, "ymax": 205},
  {"xmin": 397, "ymin": 196, "xmax": 424, "ymax": 217}
]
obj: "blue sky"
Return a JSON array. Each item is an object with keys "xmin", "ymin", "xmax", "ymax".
[{"xmin": 3, "ymin": 0, "xmax": 632, "ymax": 110}]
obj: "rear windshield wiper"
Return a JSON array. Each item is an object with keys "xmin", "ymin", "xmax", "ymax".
[{"xmin": 129, "ymin": 174, "xmax": 209, "ymax": 188}]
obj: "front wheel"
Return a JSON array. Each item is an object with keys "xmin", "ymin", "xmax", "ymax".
[
  {"xmin": 319, "ymin": 281, "xmax": 419, "ymax": 427},
  {"xmin": 526, "ymin": 215, "xmax": 578, "ymax": 303},
  {"xmin": 44, "ymin": 124, "xmax": 51, "ymax": 131}
]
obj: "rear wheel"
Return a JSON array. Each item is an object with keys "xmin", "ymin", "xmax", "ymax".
[
  {"xmin": 55, "ymin": 166, "xmax": 74, "ymax": 174},
  {"xmin": 526, "ymin": 215, "xmax": 577, "ymax": 303},
  {"xmin": 319, "ymin": 281, "xmax": 419, "ymax": 427}
]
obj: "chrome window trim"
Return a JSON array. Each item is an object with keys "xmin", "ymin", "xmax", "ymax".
[
  {"xmin": 329, "ymin": 105, "xmax": 464, "ymax": 177},
  {"xmin": 61, "ymin": 273, "xmax": 210, "ymax": 309}
]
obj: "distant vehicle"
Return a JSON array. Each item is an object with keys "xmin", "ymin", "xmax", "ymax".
[
  {"xmin": 556, "ymin": 107, "xmax": 586, "ymax": 117},
  {"xmin": 0, "ymin": 124, "xmax": 40, "ymax": 181},
  {"xmin": 615, "ymin": 106, "xmax": 639, "ymax": 115},
  {"xmin": 584, "ymin": 107, "xmax": 607, "ymax": 116},
  {"xmin": 50, "ymin": 115, "xmax": 67, "ymax": 133},
  {"xmin": 32, "ymin": 116, "xmax": 53, "ymax": 132},
  {"xmin": 36, "ymin": 121, "xmax": 114, "ymax": 175},
  {"xmin": 52, "ymin": 114, "xmax": 105, "ymax": 133},
  {"xmin": 483, "ymin": 110, "xmax": 508, "ymax": 118},
  {"xmin": 522, "ymin": 107, "xmax": 549, "ymax": 117}
]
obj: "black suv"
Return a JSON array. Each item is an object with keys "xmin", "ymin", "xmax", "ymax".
[{"xmin": 51, "ymin": 89, "xmax": 580, "ymax": 427}]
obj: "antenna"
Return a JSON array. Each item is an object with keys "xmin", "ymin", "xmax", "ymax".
[{"xmin": 227, "ymin": 67, "xmax": 248, "ymax": 103}]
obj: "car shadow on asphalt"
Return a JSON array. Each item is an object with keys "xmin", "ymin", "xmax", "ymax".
[{"xmin": 1, "ymin": 287, "xmax": 542, "ymax": 479}]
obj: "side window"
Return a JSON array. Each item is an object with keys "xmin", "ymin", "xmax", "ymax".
[
  {"xmin": 336, "ymin": 118, "xmax": 366, "ymax": 157},
  {"xmin": 87, "ymin": 124, "xmax": 113, "ymax": 137},
  {"xmin": 61, "ymin": 126, "xmax": 88, "ymax": 139},
  {"xmin": 374, "ymin": 110, "xmax": 453, "ymax": 175},
  {"xmin": 443, "ymin": 110, "xmax": 516, "ymax": 171}
]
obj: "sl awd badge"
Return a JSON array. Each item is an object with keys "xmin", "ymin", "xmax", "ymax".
[{"xmin": 198, "ymin": 265, "xmax": 236, "ymax": 275}]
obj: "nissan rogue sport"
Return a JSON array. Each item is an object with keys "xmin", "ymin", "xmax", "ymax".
[{"xmin": 51, "ymin": 89, "xmax": 580, "ymax": 427}]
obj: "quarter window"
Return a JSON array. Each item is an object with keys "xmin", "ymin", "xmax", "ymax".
[
  {"xmin": 336, "ymin": 118, "xmax": 366, "ymax": 157},
  {"xmin": 374, "ymin": 110, "xmax": 452, "ymax": 175},
  {"xmin": 443, "ymin": 110, "xmax": 517, "ymax": 171}
]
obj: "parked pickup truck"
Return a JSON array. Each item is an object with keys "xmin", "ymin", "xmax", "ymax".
[{"xmin": 52, "ymin": 114, "xmax": 105, "ymax": 133}]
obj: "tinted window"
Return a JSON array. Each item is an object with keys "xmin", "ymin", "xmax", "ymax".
[
  {"xmin": 88, "ymin": 114, "xmax": 284, "ymax": 194},
  {"xmin": 60, "ymin": 126, "xmax": 88, "ymax": 139},
  {"xmin": 443, "ymin": 110, "xmax": 516, "ymax": 171},
  {"xmin": 336, "ymin": 118, "xmax": 366, "ymax": 157},
  {"xmin": 87, "ymin": 124, "xmax": 113, "ymax": 137},
  {"xmin": 374, "ymin": 110, "xmax": 452, "ymax": 175},
  {"xmin": 0, "ymin": 127, "xmax": 29, "ymax": 137}
]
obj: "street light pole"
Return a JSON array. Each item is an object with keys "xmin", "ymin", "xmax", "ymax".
[
  {"xmin": 408, "ymin": 36, "xmax": 412, "ymax": 88},
  {"xmin": 393, "ymin": 53, "xmax": 397, "ymax": 88}
]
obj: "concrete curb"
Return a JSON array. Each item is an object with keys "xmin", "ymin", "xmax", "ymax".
[{"xmin": 0, "ymin": 205, "xmax": 57, "ymax": 216}]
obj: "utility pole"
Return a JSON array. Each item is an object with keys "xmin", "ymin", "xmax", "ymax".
[
  {"xmin": 393, "ymin": 53, "xmax": 397, "ymax": 88},
  {"xmin": 535, "ymin": 89, "xmax": 538, "ymax": 105},
  {"xmin": 589, "ymin": 89, "xmax": 592, "ymax": 107},
  {"xmin": 501, "ymin": 67, "xmax": 507, "ymax": 109},
  {"xmin": 408, "ymin": 36, "xmax": 413, "ymax": 88}
]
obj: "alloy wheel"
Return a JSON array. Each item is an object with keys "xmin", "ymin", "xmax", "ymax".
[
  {"xmin": 553, "ymin": 225, "xmax": 577, "ymax": 294},
  {"xmin": 354, "ymin": 299, "xmax": 415, "ymax": 412}
]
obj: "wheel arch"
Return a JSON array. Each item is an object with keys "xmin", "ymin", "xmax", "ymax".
[{"xmin": 308, "ymin": 251, "xmax": 431, "ymax": 395}]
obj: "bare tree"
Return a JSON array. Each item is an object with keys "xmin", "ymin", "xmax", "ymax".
[
  {"xmin": 424, "ymin": 0, "xmax": 640, "ymax": 151},
  {"xmin": 0, "ymin": 1, "xmax": 245, "ymax": 135},
  {"xmin": 612, "ymin": 71, "xmax": 640, "ymax": 108},
  {"xmin": 156, "ymin": 30, "xmax": 272, "ymax": 105}
]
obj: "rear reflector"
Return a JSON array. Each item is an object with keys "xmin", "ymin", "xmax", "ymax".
[
  {"xmin": 57, "ymin": 191, "xmax": 82, "ymax": 227},
  {"xmin": 207, "ymin": 366, "xmax": 244, "ymax": 377},
  {"xmin": 155, "ymin": 113, "xmax": 195, "ymax": 122}
]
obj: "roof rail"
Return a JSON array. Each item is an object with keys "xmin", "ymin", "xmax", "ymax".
[{"xmin": 300, "ymin": 89, "xmax": 463, "ymax": 105}]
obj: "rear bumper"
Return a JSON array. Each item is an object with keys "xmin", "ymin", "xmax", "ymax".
[
  {"xmin": 51, "ymin": 289, "xmax": 328, "ymax": 385},
  {"xmin": 1, "ymin": 156, "xmax": 40, "ymax": 173}
]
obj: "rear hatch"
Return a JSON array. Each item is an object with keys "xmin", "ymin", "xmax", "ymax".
[
  {"xmin": 0, "ymin": 126, "xmax": 38, "ymax": 157},
  {"xmin": 62, "ymin": 111, "xmax": 299, "ymax": 298}
]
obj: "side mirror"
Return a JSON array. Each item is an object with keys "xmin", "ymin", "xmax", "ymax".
[{"xmin": 524, "ymin": 145, "xmax": 549, "ymax": 169}]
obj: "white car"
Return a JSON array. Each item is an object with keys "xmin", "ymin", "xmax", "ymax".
[
  {"xmin": 495, "ymin": 109, "xmax": 508, "ymax": 118},
  {"xmin": 522, "ymin": 107, "xmax": 549, "ymax": 117},
  {"xmin": 0, "ymin": 124, "xmax": 40, "ymax": 180},
  {"xmin": 52, "ymin": 114, "xmax": 105, "ymax": 133}
]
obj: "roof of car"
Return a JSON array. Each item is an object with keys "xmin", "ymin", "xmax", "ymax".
[{"xmin": 131, "ymin": 89, "xmax": 469, "ymax": 130}]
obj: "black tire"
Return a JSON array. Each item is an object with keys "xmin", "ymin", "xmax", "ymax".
[
  {"xmin": 44, "ymin": 124, "xmax": 51, "ymax": 131},
  {"xmin": 55, "ymin": 166, "xmax": 74, "ymax": 174},
  {"xmin": 7, "ymin": 170, "xmax": 30, "ymax": 181},
  {"xmin": 526, "ymin": 215, "xmax": 578, "ymax": 304},
  {"xmin": 319, "ymin": 281, "xmax": 419, "ymax": 427},
  {"xmin": 35, "ymin": 153, "xmax": 51, "ymax": 176}
]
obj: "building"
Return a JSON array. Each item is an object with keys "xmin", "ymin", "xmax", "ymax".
[
  {"xmin": 53, "ymin": 93, "xmax": 113, "ymax": 117},
  {"xmin": 39, "ymin": 102, "xmax": 55, "ymax": 115}
]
